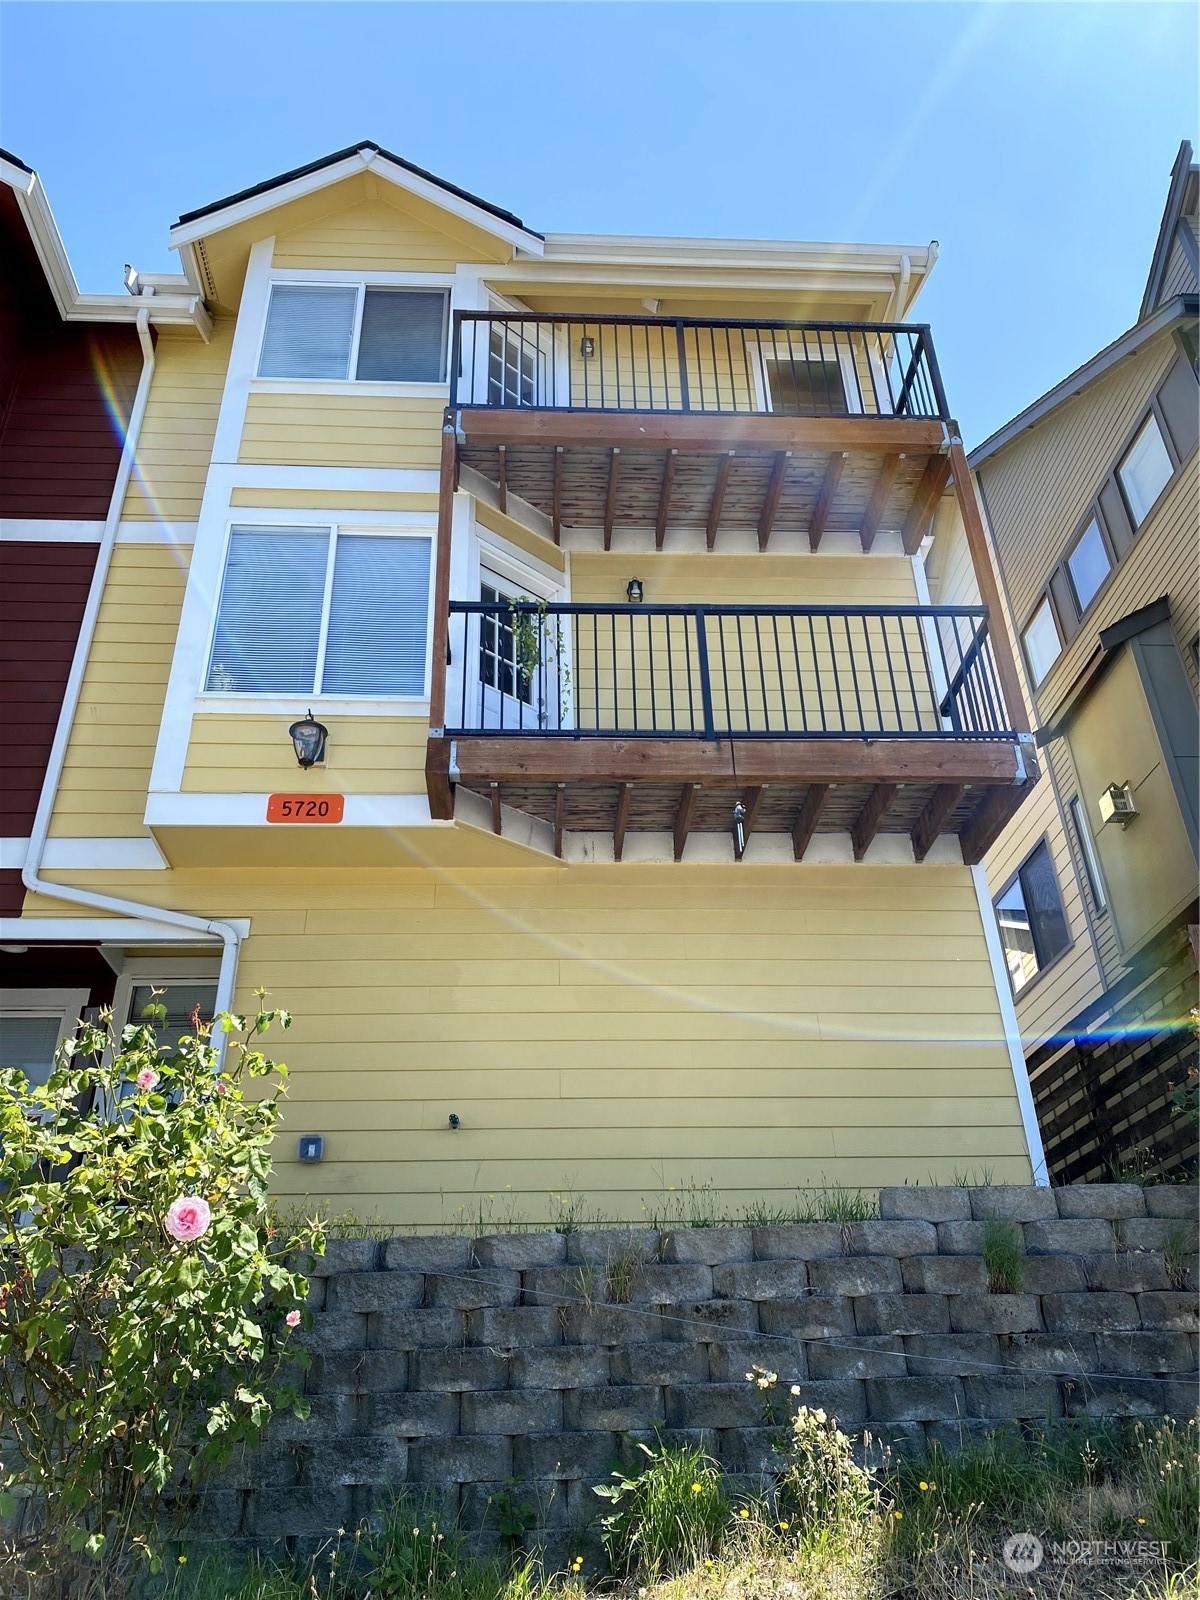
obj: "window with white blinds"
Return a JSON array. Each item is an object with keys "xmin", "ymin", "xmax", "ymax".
[
  {"xmin": 205, "ymin": 526, "xmax": 432, "ymax": 698},
  {"xmin": 258, "ymin": 283, "xmax": 449, "ymax": 382}
]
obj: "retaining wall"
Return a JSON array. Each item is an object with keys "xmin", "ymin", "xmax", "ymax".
[{"xmin": 203, "ymin": 1185, "xmax": 1199, "ymax": 1563}]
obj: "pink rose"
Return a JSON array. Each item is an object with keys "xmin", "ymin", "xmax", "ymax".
[
  {"xmin": 285, "ymin": 1309, "xmax": 301, "ymax": 1328},
  {"xmin": 215, "ymin": 1081, "xmax": 229, "ymax": 1098},
  {"xmin": 164, "ymin": 1195, "xmax": 211, "ymax": 1244},
  {"xmin": 135, "ymin": 1068, "xmax": 159, "ymax": 1092}
]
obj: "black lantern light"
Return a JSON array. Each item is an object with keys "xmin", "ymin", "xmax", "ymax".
[
  {"xmin": 289, "ymin": 710, "xmax": 328, "ymax": 768},
  {"xmin": 732, "ymin": 801, "xmax": 747, "ymax": 861},
  {"xmin": 626, "ymin": 577, "xmax": 644, "ymax": 604}
]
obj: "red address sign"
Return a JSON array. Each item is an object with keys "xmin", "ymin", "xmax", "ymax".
[{"xmin": 266, "ymin": 794, "xmax": 345, "ymax": 824}]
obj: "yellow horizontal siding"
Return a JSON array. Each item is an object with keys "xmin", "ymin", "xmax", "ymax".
[
  {"xmin": 48, "ymin": 546, "xmax": 190, "ymax": 838},
  {"xmin": 271, "ymin": 191, "xmax": 504, "ymax": 272},
  {"xmin": 23, "ymin": 862, "xmax": 1032, "ymax": 1224},
  {"xmin": 181, "ymin": 714, "xmax": 427, "ymax": 794},
  {"xmin": 122, "ymin": 321, "xmax": 233, "ymax": 523},
  {"xmin": 239, "ymin": 393, "xmax": 444, "ymax": 469}
]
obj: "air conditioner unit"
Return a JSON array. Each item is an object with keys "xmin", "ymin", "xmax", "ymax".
[{"xmin": 1098, "ymin": 782, "xmax": 1138, "ymax": 828}]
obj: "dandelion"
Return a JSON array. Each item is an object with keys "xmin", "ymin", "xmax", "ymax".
[
  {"xmin": 691, "ymin": 1482, "xmax": 703, "ymax": 1494},
  {"xmin": 893, "ymin": 1510, "xmax": 903, "ymax": 1521},
  {"xmin": 285, "ymin": 1309, "xmax": 301, "ymax": 1328},
  {"xmin": 778, "ymin": 1520, "xmax": 789, "ymax": 1531},
  {"xmin": 177, "ymin": 1556, "xmax": 187, "ymax": 1565},
  {"xmin": 919, "ymin": 1481, "xmax": 929, "ymax": 1491},
  {"xmin": 571, "ymin": 1557, "xmax": 583, "ymax": 1573},
  {"xmin": 1138, "ymin": 1517, "xmax": 1147, "ymax": 1525},
  {"xmin": 134, "ymin": 1068, "xmax": 159, "ymax": 1092},
  {"xmin": 164, "ymin": 1195, "xmax": 211, "ymax": 1244},
  {"xmin": 739, "ymin": 1508, "xmax": 750, "ymax": 1519}
]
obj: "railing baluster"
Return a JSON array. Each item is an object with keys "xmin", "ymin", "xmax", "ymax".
[
  {"xmin": 843, "ymin": 614, "xmax": 864, "ymax": 731},
  {"xmin": 898, "ymin": 615, "xmax": 921, "ymax": 731},
  {"xmin": 666, "ymin": 612, "xmax": 676, "ymax": 732},
  {"xmin": 676, "ymin": 320, "xmax": 690, "ymax": 412},
  {"xmin": 880, "ymin": 614, "xmax": 901, "ymax": 733},
  {"xmin": 772, "ymin": 613, "xmax": 788, "ymax": 733},
  {"xmin": 629, "ymin": 609, "xmax": 638, "ymax": 731},
  {"xmin": 810, "ymin": 614, "xmax": 827, "ymax": 731},
  {"xmin": 863, "ymin": 614, "xmax": 884, "ymax": 730},
  {"xmin": 694, "ymin": 610, "xmax": 715, "ymax": 739},
  {"xmin": 826, "ymin": 615, "xmax": 843, "ymax": 731}
]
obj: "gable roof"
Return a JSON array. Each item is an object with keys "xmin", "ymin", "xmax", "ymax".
[
  {"xmin": 1140, "ymin": 140, "xmax": 1198, "ymax": 320},
  {"xmin": 170, "ymin": 142, "xmax": 545, "ymax": 256}
]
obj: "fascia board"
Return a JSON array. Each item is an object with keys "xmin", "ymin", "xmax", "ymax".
[
  {"xmin": 64, "ymin": 295, "xmax": 214, "ymax": 338},
  {"xmin": 481, "ymin": 263, "xmax": 906, "ymax": 298},
  {"xmin": 168, "ymin": 148, "xmax": 544, "ymax": 258},
  {"xmin": 540, "ymin": 235, "xmax": 933, "ymax": 271},
  {"xmin": 10, "ymin": 172, "xmax": 79, "ymax": 318}
]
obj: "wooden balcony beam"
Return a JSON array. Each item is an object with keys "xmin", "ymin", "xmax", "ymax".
[
  {"xmin": 791, "ymin": 783, "xmax": 829, "ymax": 860},
  {"xmin": 758, "ymin": 451, "xmax": 791, "ymax": 551},
  {"xmin": 706, "ymin": 452, "xmax": 734, "ymax": 550},
  {"xmin": 613, "ymin": 782, "xmax": 631, "ymax": 861},
  {"xmin": 490, "ymin": 782, "xmax": 502, "ymax": 836},
  {"xmin": 674, "ymin": 783, "xmax": 699, "ymax": 861},
  {"xmin": 958, "ymin": 781, "xmax": 1029, "ymax": 865},
  {"xmin": 553, "ymin": 783, "xmax": 566, "ymax": 858},
  {"xmin": 859, "ymin": 452, "xmax": 902, "ymax": 552},
  {"xmin": 552, "ymin": 446, "xmax": 563, "ymax": 545},
  {"xmin": 450, "ymin": 736, "xmax": 1021, "ymax": 790},
  {"xmin": 901, "ymin": 450, "xmax": 951, "ymax": 554},
  {"xmin": 911, "ymin": 783, "xmax": 965, "ymax": 862},
  {"xmin": 497, "ymin": 444, "xmax": 507, "ymax": 515},
  {"xmin": 426, "ymin": 734, "xmax": 454, "ymax": 819},
  {"xmin": 655, "ymin": 449, "xmax": 677, "ymax": 551},
  {"xmin": 808, "ymin": 451, "xmax": 846, "ymax": 551},
  {"xmin": 851, "ymin": 783, "xmax": 899, "ymax": 860},
  {"xmin": 741, "ymin": 784, "xmax": 765, "ymax": 841},
  {"xmin": 602, "ymin": 448, "xmax": 621, "ymax": 551},
  {"xmin": 459, "ymin": 409, "xmax": 945, "ymax": 458}
]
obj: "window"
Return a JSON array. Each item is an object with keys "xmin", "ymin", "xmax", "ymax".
[
  {"xmin": 479, "ymin": 580, "xmax": 533, "ymax": 704},
  {"xmin": 1021, "ymin": 596, "xmax": 1062, "ymax": 687},
  {"xmin": 1068, "ymin": 795, "xmax": 1107, "ymax": 914},
  {"xmin": 488, "ymin": 327, "xmax": 537, "ymax": 407},
  {"xmin": 206, "ymin": 526, "xmax": 432, "ymax": 698},
  {"xmin": 994, "ymin": 841, "xmax": 1071, "ymax": 994},
  {"xmin": 258, "ymin": 284, "xmax": 449, "ymax": 383},
  {"xmin": 1117, "ymin": 413, "xmax": 1173, "ymax": 526},
  {"xmin": 1065, "ymin": 518, "xmax": 1112, "ymax": 614},
  {"xmin": 765, "ymin": 356, "xmax": 849, "ymax": 416},
  {"xmin": 0, "ymin": 990, "xmax": 88, "ymax": 1089}
]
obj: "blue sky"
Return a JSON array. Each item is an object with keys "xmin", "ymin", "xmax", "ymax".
[{"xmin": 1, "ymin": 2, "xmax": 1194, "ymax": 442}]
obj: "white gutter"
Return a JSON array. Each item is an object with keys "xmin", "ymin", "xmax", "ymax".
[{"xmin": 20, "ymin": 309, "xmax": 243, "ymax": 1024}]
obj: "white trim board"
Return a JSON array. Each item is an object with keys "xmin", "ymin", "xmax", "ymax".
[
  {"xmin": 1, "ymin": 838, "xmax": 168, "ymax": 871},
  {"xmin": 145, "ymin": 793, "xmax": 440, "ymax": 829},
  {"xmin": 0, "ymin": 918, "xmax": 248, "ymax": 944},
  {"xmin": 117, "ymin": 521, "xmax": 198, "ymax": 546},
  {"xmin": 0, "ymin": 519, "xmax": 104, "ymax": 543}
]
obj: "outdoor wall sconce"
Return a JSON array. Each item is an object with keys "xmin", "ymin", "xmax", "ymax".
[
  {"xmin": 1098, "ymin": 781, "xmax": 1138, "ymax": 829},
  {"xmin": 289, "ymin": 710, "xmax": 328, "ymax": 768},
  {"xmin": 732, "ymin": 802, "xmax": 747, "ymax": 861},
  {"xmin": 297, "ymin": 1134, "xmax": 324, "ymax": 1163},
  {"xmin": 626, "ymin": 577, "xmax": 644, "ymax": 604},
  {"xmin": 580, "ymin": 335, "xmax": 595, "ymax": 358}
]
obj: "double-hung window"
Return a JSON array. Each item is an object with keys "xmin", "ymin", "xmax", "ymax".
[
  {"xmin": 206, "ymin": 526, "xmax": 432, "ymax": 698},
  {"xmin": 994, "ymin": 841, "xmax": 1071, "ymax": 994},
  {"xmin": 258, "ymin": 284, "xmax": 449, "ymax": 383}
]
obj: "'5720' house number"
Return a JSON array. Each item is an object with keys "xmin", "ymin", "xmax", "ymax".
[{"xmin": 266, "ymin": 794, "xmax": 345, "ymax": 824}]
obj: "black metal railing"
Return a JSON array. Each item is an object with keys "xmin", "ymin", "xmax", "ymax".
[
  {"xmin": 450, "ymin": 313, "xmax": 950, "ymax": 420},
  {"xmin": 444, "ymin": 602, "xmax": 1015, "ymax": 740}
]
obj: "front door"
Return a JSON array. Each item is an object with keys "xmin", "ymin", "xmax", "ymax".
[{"xmin": 478, "ymin": 574, "xmax": 563, "ymax": 731}]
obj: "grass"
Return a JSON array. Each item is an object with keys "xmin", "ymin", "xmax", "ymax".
[
  {"xmin": 1163, "ymin": 1221, "xmax": 1197, "ymax": 1290},
  {"xmin": 981, "ymin": 1217, "xmax": 1025, "ymax": 1294}
]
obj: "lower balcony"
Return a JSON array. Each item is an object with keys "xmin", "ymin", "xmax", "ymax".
[{"xmin": 426, "ymin": 601, "xmax": 1034, "ymax": 863}]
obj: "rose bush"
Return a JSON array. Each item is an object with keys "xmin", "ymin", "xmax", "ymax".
[{"xmin": 0, "ymin": 991, "xmax": 323, "ymax": 1591}]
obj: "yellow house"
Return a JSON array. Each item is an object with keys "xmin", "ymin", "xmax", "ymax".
[{"xmin": 2, "ymin": 143, "xmax": 1048, "ymax": 1224}]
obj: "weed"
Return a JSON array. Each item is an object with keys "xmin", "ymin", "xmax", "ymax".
[
  {"xmin": 946, "ymin": 1165, "xmax": 995, "ymax": 1187},
  {"xmin": 593, "ymin": 1436, "xmax": 730, "ymax": 1578},
  {"xmin": 546, "ymin": 1189, "xmax": 598, "ymax": 1235},
  {"xmin": 1163, "ymin": 1221, "xmax": 1197, "ymax": 1289},
  {"xmin": 981, "ymin": 1218, "xmax": 1024, "ymax": 1294},
  {"xmin": 1131, "ymin": 1416, "xmax": 1200, "ymax": 1562},
  {"xmin": 606, "ymin": 1242, "xmax": 644, "ymax": 1304},
  {"xmin": 487, "ymin": 1481, "xmax": 539, "ymax": 1549}
]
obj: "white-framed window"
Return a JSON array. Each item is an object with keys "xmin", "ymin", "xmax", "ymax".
[
  {"xmin": 993, "ymin": 840, "xmax": 1071, "ymax": 995},
  {"xmin": 1065, "ymin": 517, "xmax": 1112, "ymax": 615},
  {"xmin": 1116, "ymin": 412, "xmax": 1173, "ymax": 526},
  {"xmin": 751, "ymin": 334, "xmax": 866, "ymax": 417},
  {"xmin": 204, "ymin": 524, "xmax": 434, "ymax": 699},
  {"xmin": 257, "ymin": 282, "xmax": 450, "ymax": 383},
  {"xmin": 1068, "ymin": 794, "xmax": 1108, "ymax": 915},
  {"xmin": 0, "ymin": 989, "xmax": 89, "ymax": 1088},
  {"xmin": 1021, "ymin": 595, "xmax": 1063, "ymax": 688}
]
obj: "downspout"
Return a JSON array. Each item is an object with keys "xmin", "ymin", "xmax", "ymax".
[
  {"xmin": 888, "ymin": 253, "xmax": 911, "ymax": 322},
  {"xmin": 21, "ymin": 307, "xmax": 243, "ymax": 1021}
]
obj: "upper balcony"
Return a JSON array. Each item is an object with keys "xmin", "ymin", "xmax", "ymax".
[{"xmin": 449, "ymin": 312, "xmax": 954, "ymax": 551}]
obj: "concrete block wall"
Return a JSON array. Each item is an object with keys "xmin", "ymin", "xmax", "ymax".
[{"xmin": 203, "ymin": 1186, "xmax": 1198, "ymax": 1563}]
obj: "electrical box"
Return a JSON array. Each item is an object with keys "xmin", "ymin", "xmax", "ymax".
[
  {"xmin": 1097, "ymin": 782, "xmax": 1138, "ymax": 828},
  {"xmin": 297, "ymin": 1134, "xmax": 325, "ymax": 1163}
]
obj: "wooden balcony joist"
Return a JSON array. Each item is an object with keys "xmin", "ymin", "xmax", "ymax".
[
  {"xmin": 429, "ymin": 733, "xmax": 1030, "ymax": 864},
  {"xmin": 457, "ymin": 411, "xmax": 947, "ymax": 551}
]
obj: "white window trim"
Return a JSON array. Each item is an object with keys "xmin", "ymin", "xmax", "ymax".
[
  {"xmin": 749, "ymin": 337, "xmax": 866, "ymax": 417},
  {"xmin": 110, "ymin": 960, "xmax": 221, "ymax": 1044},
  {"xmin": 255, "ymin": 273, "xmax": 456, "ymax": 388},
  {"xmin": 201, "ymin": 513, "xmax": 437, "ymax": 704}
]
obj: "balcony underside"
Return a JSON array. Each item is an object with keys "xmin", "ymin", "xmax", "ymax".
[
  {"xmin": 427, "ymin": 736, "xmax": 1029, "ymax": 865},
  {"xmin": 457, "ymin": 411, "xmax": 950, "ymax": 550}
]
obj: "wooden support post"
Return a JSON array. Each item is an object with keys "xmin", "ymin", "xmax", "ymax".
[
  {"xmin": 490, "ymin": 782, "xmax": 502, "ymax": 836},
  {"xmin": 613, "ymin": 782, "xmax": 631, "ymax": 862},
  {"xmin": 706, "ymin": 451, "xmax": 734, "ymax": 550},
  {"xmin": 791, "ymin": 783, "xmax": 828, "ymax": 861},
  {"xmin": 808, "ymin": 451, "xmax": 845, "ymax": 551},
  {"xmin": 497, "ymin": 444, "xmax": 507, "ymax": 515},
  {"xmin": 553, "ymin": 783, "xmax": 566, "ymax": 858},
  {"xmin": 425, "ymin": 736, "xmax": 454, "ymax": 820},
  {"xmin": 946, "ymin": 436, "xmax": 1032, "ymax": 738},
  {"xmin": 552, "ymin": 445, "xmax": 563, "ymax": 545},
  {"xmin": 428, "ymin": 421, "xmax": 457, "ymax": 733},
  {"xmin": 602, "ymin": 448, "xmax": 621, "ymax": 551},
  {"xmin": 741, "ymin": 785, "xmax": 764, "ymax": 842},
  {"xmin": 655, "ymin": 449, "xmax": 677, "ymax": 551},
  {"xmin": 757, "ymin": 451, "xmax": 790, "ymax": 551},
  {"xmin": 851, "ymin": 783, "xmax": 898, "ymax": 860},
  {"xmin": 911, "ymin": 782, "xmax": 965, "ymax": 862},
  {"xmin": 901, "ymin": 451, "xmax": 951, "ymax": 554},
  {"xmin": 673, "ymin": 783, "xmax": 698, "ymax": 862},
  {"xmin": 859, "ymin": 452, "xmax": 902, "ymax": 552}
]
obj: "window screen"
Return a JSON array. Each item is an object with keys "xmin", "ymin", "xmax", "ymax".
[
  {"xmin": 322, "ymin": 536, "xmax": 431, "ymax": 695},
  {"xmin": 356, "ymin": 290, "xmax": 448, "ymax": 382},
  {"xmin": 206, "ymin": 529, "xmax": 328, "ymax": 694},
  {"xmin": 259, "ymin": 285, "xmax": 357, "ymax": 379}
]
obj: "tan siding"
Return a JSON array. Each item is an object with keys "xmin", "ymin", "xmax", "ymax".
[
  {"xmin": 239, "ymin": 392, "xmax": 444, "ymax": 469},
  {"xmin": 22, "ymin": 862, "xmax": 1032, "ymax": 1224},
  {"xmin": 122, "ymin": 321, "xmax": 233, "ymax": 522},
  {"xmin": 571, "ymin": 552, "xmax": 919, "ymax": 606},
  {"xmin": 229, "ymin": 489, "xmax": 439, "ymax": 512},
  {"xmin": 182, "ymin": 715, "xmax": 427, "ymax": 794},
  {"xmin": 271, "ymin": 193, "xmax": 502, "ymax": 272},
  {"xmin": 48, "ymin": 545, "xmax": 189, "ymax": 837},
  {"xmin": 1161, "ymin": 237, "xmax": 1198, "ymax": 301}
]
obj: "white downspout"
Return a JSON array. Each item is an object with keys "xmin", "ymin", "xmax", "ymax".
[
  {"xmin": 889, "ymin": 253, "xmax": 912, "ymax": 323},
  {"xmin": 21, "ymin": 307, "xmax": 243, "ymax": 1021}
]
